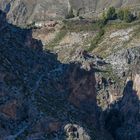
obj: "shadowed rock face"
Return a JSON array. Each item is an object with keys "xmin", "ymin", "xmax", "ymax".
[
  {"xmin": 0, "ymin": 10, "xmax": 103, "ymax": 139},
  {"xmin": 0, "ymin": 0, "xmax": 139, "ymax": 25}
]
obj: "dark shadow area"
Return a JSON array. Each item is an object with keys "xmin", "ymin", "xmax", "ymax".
[
  {"xmin": 104, "ymin": 79, "xmax": 140, "ymax": 140},
  {"xmin": 0, "ymin": 9, "xmax": 101, "ymax": 140}
]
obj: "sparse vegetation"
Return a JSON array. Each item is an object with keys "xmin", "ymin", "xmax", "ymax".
[
  {"xmin": 87, "ymin": 28, "xmax": 105, "ymax": 52},
  {"xmin": 106, "ymin": 19, "xmax": 140, "ymax": 30},
  {"xmin": 63, "ymin": 19, "xmax": 106, "ymax": 32},
  {"xmin": 47, "ymin": 29, "xmax": 67, "ymax": 49},
  {"xmin": 49, "ymin": 7, "xmax": 138, "ymax": 53},
  {"xmin": 102, "ymin": 7, "xmax": 135, "ymax": 23},
  {"xmin": 85, "ymin": 19, "xmax": 108, "ymax": 52}
]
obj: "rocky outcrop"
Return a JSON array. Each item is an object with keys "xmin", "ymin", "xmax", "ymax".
[
  {"xmin": 64, "ymin": 124, "xmax": 90, "ymax": 140},
  {"xmin": 107, "ymin": 47, "xmax": 140, "ymax": 77},
  {"xmin": 102, "ymin": 47, "xmax": 140, "ymax": 140}
]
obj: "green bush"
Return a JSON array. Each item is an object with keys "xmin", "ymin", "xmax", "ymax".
[
  {"xmin": 124, "ymin": 9, "xmax": 134, "ymax": 23},
  {"xmin": 102, "ymin": 7, "xmax": 135, "ymax": 23},
  {"xmin": 117, "ymin": 9, "xmax": 124, "ymax": 20},
  {"xmin": 117, "ymin": 9, "xmax": 134, "ymax": 23},
  {"xmin": 106, "ymin": 7, "xmax": 117, "ymax": 20}
]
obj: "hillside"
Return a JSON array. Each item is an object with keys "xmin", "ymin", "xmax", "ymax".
[
  {"xmin": 0, "ymin": 1, "xmax": 140, "ymax": 140},
  {"xmin": 0, "ymin": 0, "xmax": 140, "ymax": 25}
]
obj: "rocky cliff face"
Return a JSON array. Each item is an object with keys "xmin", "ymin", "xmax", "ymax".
[
  {"xmin": 101, "ymin": 47, "xmax": 140, "ymax": 140},
  {"xmin": 0, "ymin": 0, "xmax": 140, "ymax": 25}
]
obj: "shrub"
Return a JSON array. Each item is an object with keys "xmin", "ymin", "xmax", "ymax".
[
  {"xmin": 117, "ymin": 9, "xmax": 124, "ymax": 20},
  {"xmin": 124, "ymin": 9, "xmax": 134, "ymax": 23},
  {"xmin": 79, "ymin": 16, "xmax": 84, "ymax": 20},
  {"xmin": 101, "ymin": 11, "xmax": 108, "ymax": 24},
  {"xmin": 102, "ymin": 7, "xmax": 135, "ymax": 23},
  {"xmin": 65, "ymin": 8, "xmax": 75, "ymax": 19},
  {"xmin": 117, "ymin": 9, "xmax": 134, "ymax": 22},
  {"xmin": 106, "ymin": 7, "xmax": 117, "ymax": 20}
]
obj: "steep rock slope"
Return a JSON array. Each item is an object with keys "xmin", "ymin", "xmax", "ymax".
[{"xmin": 102, "ymin": 47, "xmax": 140, "ymax": 140}]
